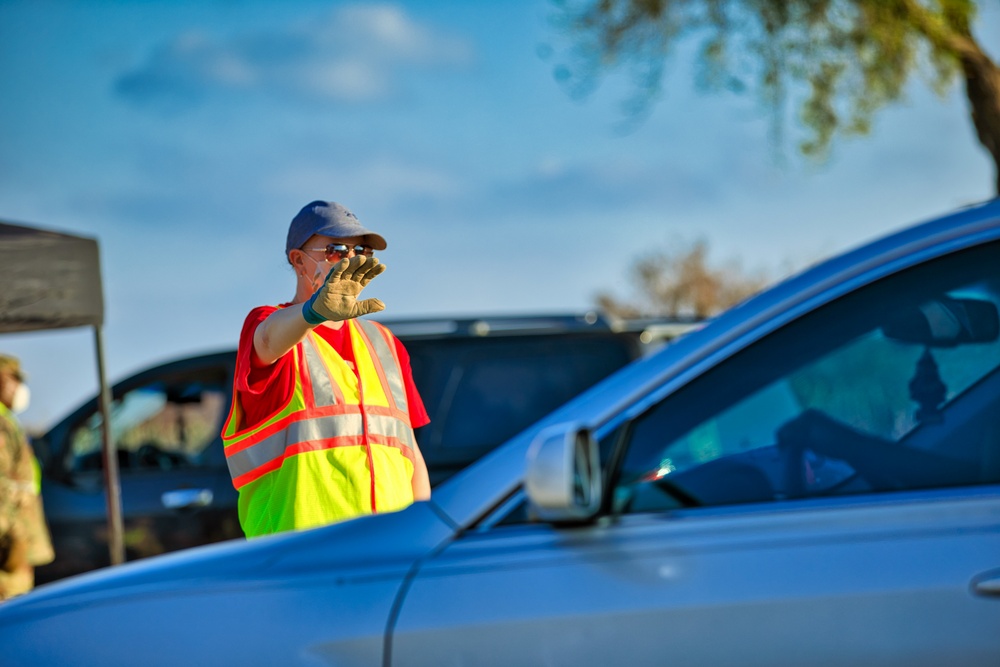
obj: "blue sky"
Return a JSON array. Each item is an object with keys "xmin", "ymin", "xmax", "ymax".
[{"xmin": 1, "ymin": 0, "xmax": 998, "ymax": 428}]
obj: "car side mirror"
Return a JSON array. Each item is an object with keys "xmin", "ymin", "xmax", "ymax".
[
  {"xmin": 524, "ymin": 423, "xmax": 602, "ymax": 523},
  {"xmin": 882, "ymin": 297, "xmax": 999, "ymax": 347}
]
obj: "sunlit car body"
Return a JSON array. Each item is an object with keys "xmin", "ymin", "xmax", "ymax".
[{"xmin": 3, "ymin": 199, "xmax": 1000, "ymax": 666}]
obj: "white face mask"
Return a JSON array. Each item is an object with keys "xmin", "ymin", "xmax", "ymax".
[
  {"xmin": 10, "ymin": 383, "xmax": 29, "ymax": 414},
  {"xmin": 302, "ymin": 254, "xmax": 335, "ymax": 293}
]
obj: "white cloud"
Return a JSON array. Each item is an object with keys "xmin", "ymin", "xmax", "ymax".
[
  {"xmin": 331, "ymin": 4, "xmax": 471, "ymax": 64},
  {"xmin": 305, "ymin": 60, "xmax": 389, "ymax": 101},
  {"xmin": 115, "ymin": 3, "xmax": 474, "ymax": 109},
  {"xmin": 536, "ymin": 156, "xmax": 566, "ymax": 177}
]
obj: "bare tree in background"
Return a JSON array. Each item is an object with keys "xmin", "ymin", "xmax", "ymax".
[
  {"xmin": 596, "ymin": 238, "xmax": 770, "ymax": 319},
  {"xmin": 551, "ymin": 0, "xmax": 1000, "ymax": 192}
]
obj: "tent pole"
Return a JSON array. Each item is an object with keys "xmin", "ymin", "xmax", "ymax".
[{"xmin": 94, "ymin": 324, "xmax": 124, "ymax": 566}]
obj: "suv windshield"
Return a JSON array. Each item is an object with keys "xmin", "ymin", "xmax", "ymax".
[{"xmin": 409, "ymin": 333, "xmax": 636, "ymax": 483}]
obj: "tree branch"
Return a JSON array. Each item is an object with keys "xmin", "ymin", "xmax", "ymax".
[{"xmin": 898, "ymin": 0, "xmax": 985, "ymax": 63}]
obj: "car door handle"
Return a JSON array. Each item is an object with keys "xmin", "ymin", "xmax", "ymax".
[
  {"xmin": 971, "ymin": 571, "xmax": 1000, "ymax": 598},
  {"xmin": 161, "ymin": 488, "xmax": 214, "ymax": 510}
]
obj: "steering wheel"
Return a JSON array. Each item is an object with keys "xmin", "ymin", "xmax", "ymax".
[
  {"xmin": 136, "ymin": 444, "xmax": 175, "ymax": 470},
  {"xmin": 776, "ymin": 409, "xmax": 900, "ymax": 498},
  {"xmin": 776, "ymin": 435, "xmax": 808, "ymax": 499}
]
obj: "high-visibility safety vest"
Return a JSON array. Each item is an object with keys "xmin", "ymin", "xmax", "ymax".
[{"xmin": 222, "ymin": 318, "xmax": 417, "ymax": 538}]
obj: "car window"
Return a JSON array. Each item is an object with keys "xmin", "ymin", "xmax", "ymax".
[
  {"xmin": 614, "ymin": 241, "xmax": 1000, "ymax": 514},
  {"xmin": 68, "ymin": 367, "xmax": 229, "ymax": 473}
]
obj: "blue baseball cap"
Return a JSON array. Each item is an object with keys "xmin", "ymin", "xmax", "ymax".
[{"xmin": 285, "ymin": 201, "xmax": 387, "ymax": 256}]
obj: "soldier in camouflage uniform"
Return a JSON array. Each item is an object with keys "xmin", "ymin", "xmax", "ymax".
[{"xmin": 0, "ymin": 355, "xmax": 54, "ymax": 601}]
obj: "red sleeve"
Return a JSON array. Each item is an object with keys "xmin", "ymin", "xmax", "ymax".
[
  {"xmin": 234, "ymin": 305, "xmax": 296, "ymax": 430},
  {"xmin": 392, "ymin": 336, "xmax": 430, "ymax": 429}
]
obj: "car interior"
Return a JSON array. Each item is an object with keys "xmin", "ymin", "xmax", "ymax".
[{"xmin": 617, "ymin": 243, "xmax": 1000, "ymax": 514}]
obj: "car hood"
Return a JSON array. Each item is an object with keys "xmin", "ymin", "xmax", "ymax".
[{"xmin": 0, "ymin": 501, "xmax": 457, "ymax": 623}]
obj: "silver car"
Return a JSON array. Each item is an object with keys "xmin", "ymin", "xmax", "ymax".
[{"xmin": 3, "ymin": 199, "xmax": 1000, "ymax": 666}]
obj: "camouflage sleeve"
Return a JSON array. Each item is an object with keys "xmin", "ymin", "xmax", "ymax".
[
  {"xmin": 0, "ymin": 421, "xmax": 18, "ymax": 541},
  {"xmin": 11, "ymin": 438, "xmax": 54, "ymax": 566}
]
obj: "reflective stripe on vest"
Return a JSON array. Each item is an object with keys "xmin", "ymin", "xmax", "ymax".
[
  {"xmin": 221, "ymin": 318, "xmax": 416, "ymax": 534},
  {"xmin": 225, "ymin": 411, "xmax": 415, "ymax": 487},
  {"xmin": 356, "ymin": 320, "xmax": 409, "ymax": 413}
]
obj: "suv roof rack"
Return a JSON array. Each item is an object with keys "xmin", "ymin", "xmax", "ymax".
[
  {"xmin": 378, "ymin": 312, "xmax": 706, "ymax": 343},
  {"xmin": 378, "ymin": 312, "xmax": 614, "ymax": 339},
  {"xmin": 604, "ymin": 315, "xmax": 706, "ymax": 343}
]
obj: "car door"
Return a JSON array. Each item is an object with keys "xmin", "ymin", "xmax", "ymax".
[
  {"xmin": 36, "ymin": 355, "xmax": 241, "ymax": 583},
  {"xmin": 390, "ymin": 240, "xmax": 1000, "ymax": 666}
]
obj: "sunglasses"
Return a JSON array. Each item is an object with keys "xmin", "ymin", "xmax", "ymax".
[{"xmin": 306, "ymin": 243, "xmax": 375, "ymax": 261}]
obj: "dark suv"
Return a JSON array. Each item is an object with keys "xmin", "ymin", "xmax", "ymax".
[{"xmin": 33, "ymin": 313, "xmax": 696, "ymax": 583}]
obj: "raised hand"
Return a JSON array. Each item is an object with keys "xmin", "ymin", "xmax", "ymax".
[{"xmin": 302, "ymin": 255, "xmax": 387, "ymax": 324}]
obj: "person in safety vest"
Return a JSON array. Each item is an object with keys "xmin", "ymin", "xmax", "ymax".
[
  {"xmin": 222, "ymin": 201, "xmax": 431, "ymax": 538},
  {"xmin": 0, "ymin": 355, "xmax": 54, "ymax": 600}
]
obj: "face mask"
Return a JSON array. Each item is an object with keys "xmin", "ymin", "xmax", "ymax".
[
  {"xmin": 302, "ymin": 254, "xmax": 335, "ymax": 293},
  {"xmin": 10, "ymin": 383, "xmax": 29, "ymax": 414}
]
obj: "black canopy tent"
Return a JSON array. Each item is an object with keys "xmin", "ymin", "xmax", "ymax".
[{"xmin": 0, "ymin": 220, "xmax": 125, "ymax": 567}]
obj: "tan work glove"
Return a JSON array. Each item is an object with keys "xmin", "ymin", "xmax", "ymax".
[{"xmin": 302, "ymin": 255, "xmax": 387, "ymax": 325}]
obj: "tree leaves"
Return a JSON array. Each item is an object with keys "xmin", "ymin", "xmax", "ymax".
[
  {"xmin": 553, "ymin": 0, "xmax": 998, "ymax": 186},
  {"xmin": 595, "ymin": 237, "xmax": 770, "ymax": 319}
]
